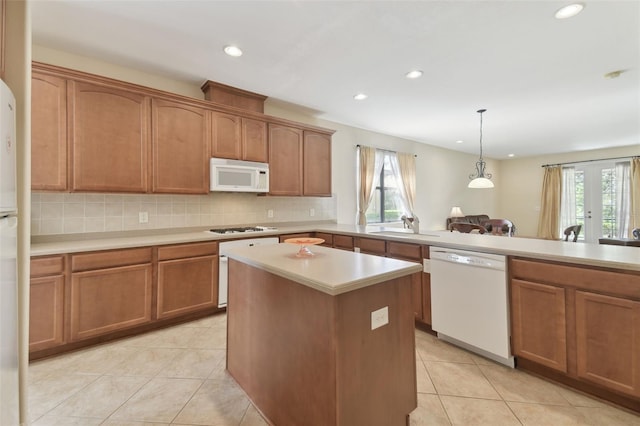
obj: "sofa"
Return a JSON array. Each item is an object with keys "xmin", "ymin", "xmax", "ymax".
[{"xmin": 446, "ymin": 214, "xmax": 516, "ymax": 235}]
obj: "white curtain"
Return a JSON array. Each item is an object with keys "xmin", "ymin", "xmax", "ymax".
[
  {"xmin": 388, "ymin": 152, "xmax": 416, "ymax": 216},
  {"xmin": 560, "ymin": 167, "xmax": 576, "ymax": 238},
  {"xmin": 615, "ymin": 161, "xmax": 631, "ymax": 238},
  {"xmin": 356, "ymin": 146, "xmax": 384, "ymax": 225}
]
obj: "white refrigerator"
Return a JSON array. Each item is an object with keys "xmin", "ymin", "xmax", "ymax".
[{"xmin": 0, "ymin": 78, "xmax": 18, "ymax": 425}]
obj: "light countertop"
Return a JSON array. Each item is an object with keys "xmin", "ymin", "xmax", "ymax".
[
  {"xmin": 30, "ymin": 222, "xmax": 640, "ymax": 273},
  {"xmin": 225, "ymin": 243, "xmax": 423, "ymax": 296}
]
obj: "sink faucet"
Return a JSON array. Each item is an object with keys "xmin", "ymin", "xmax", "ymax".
[{"xmin": 401, "ymin": 215, "xmax": 420, "ymax": 234}]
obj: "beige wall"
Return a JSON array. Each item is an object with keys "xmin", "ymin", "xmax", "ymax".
[{"xmin": 500, "ymin": 145, "xmax": 639, "ymax": 237}]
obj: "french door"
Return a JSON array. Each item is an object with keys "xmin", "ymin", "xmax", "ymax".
[{"xmin": 573, "ymin": 162, "xmax": 625, "ymax": 243}]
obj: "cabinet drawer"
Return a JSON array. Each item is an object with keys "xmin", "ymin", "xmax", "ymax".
[
  {"xmin": 158, "ymin": 241, "xmax": 218, "ymax": 261},
  {"xmin": 355, "ymin": 237, "xmax": 386, "ymax": 256},
  {"xmin": 333, "ymin": 235, "xmax": 354, "ymax": 250},
  {"xmin": 31, "ymin": 255, "xmax": 65, "ymax": 277},
  {"xmin": 30, "ymin": 275, "xmax": 65, "ymax": 351},
  {"xmin": 387, "ymin": 241, "xmax": 422, "ymax": 262},
  {"xmin": 314, "ymin": 232, "xmax": 334, "ymax": 246},
  {"xmin": 71, "ymin": 248, "xmax": 152, "ymax": 272}
]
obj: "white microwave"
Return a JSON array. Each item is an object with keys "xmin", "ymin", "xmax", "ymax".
[{"xmin": 210, "ymin": 158, "xmax": 269, "ymax": 193}]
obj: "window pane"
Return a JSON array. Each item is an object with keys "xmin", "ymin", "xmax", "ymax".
[
  {"xmin": 601, "ymin": 168, "xmax": 616, "ymax": 238},
  {"xmin": 366, "ymin": 188, "xmax": 382, "ymax": 223}
]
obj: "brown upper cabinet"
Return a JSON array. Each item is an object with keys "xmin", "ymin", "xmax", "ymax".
[
  {"xmin": 269, "ymin": 124, "xmax": 303, "ymax": 196},
  {"xmin": 269, "ymin": 125, "xmax": 332, "ymax": 196},
  {"xmin": 152, "ymin": 98, "xmax": 210, "ymax": 194},
  {"xmin": 32, "ymin": 72, "xmax": 68, "ymax": 191},
  {"xmin": 70, "ymin": 80, "xmax": 151, "ymax": 193},
  {"xmin": 303, "ymin": 131, "xmax": 332, "ymax": 196},
  {"xmin": 211, "ymin": 113, "xmax": 268, "ymax": 163},
  {"xmin": 31, "ymin": 63, "xmax": 333, "ymax": 195}
]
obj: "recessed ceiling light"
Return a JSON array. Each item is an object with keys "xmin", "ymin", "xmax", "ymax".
[
  {"xmin": 353, "ymin": 93, "xmax": 368, "ymax": 101},
  {"xmin": 554, "ymin": 3, "xmax": 584, "ymax": 19},
  {"xmin": 223, "ymin": 45, "xmax": 243, "ymax": 57},
  {"xmin": 456, "ymin": 140, "xmax": 464, "ymax": 144},
  {"xmin": 405, "ymin": 70, "xmax": 423, "ymax": 79},
  {"xmin": 508, "ymin": 154, "xmax": 515, "ymax": 158}
]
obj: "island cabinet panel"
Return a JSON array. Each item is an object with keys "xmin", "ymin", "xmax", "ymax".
[
  {"xmin": 241, "ymin": 117, "xmax": 268, "ymax": 163},
  {"xmin": 69, "ymin": 248, "xmax": 153, "ymax": 341},
  {"xmin": 70, "ymin": 81, "xmax": 151, "ymax": 193},
  {"xmin": 575, "ymin": 291, "xmax": 640, "ymax": 397},
  {"xmin": 156, "ymin": 242, "xmax": 219, "ymax": 319},
  {"xmin": 303, "ymin": 131, "xmax": 332, "ymax": 196},
  {"xmin": 268, "ymin": 124, "xmax": 303, "ymax": 195},
  {"xmin": 29, "ymin": 256, "xmax": 66, "ymax": 352},
  {"xmin": 151, "ymin": 99, "xmax": 210, "ymax": 194},
  {"xmin": 227, "ymin": 260, "xmax": 416, "ymax": 426},
  {"xmin": 511, "ymin": 279, "xmax": 567, "ymax": 372},
  {"xmin": 31, "ymin": 72, "xmax": 68, "ymax": 191},
  {"xmin": 211, "ymin": 111, "xmax": 241, "ymax": 160}
]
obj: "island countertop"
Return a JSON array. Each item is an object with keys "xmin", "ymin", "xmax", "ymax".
[{"xmin": 225, "ymin": 242, "xmax": 423, "ymax": 296}]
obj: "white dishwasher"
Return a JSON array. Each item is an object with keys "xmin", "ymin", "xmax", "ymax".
[{"xmin": 430, "ymin": 246, "xmax": 514, "ymax": 367}]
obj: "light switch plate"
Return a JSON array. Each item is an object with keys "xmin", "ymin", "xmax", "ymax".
[{"xmin": 371, "ymin": 306, "xmax": 389, "ymax": 330}]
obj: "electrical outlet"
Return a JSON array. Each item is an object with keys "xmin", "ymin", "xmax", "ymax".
[
  {"xmin": 354, "ymin": 247, "xmax": 361, "ymax": 253},
  {"xmin": 267, "ymin": 209, "xmax": 274, "ymax": 218},
  {"xmin": 371, "ymin": 306, "xmax": 389, "ymax": 330},
  {"xmin": 138, "ymin": 212, "xmax": 149, "ymax": 223},
  {"xmin": 309, "ymin": 208, "xmax": 315, "ymax": 217}
]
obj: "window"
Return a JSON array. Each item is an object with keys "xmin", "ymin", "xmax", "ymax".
[
  {"xmin": 562, "ymin": 162, "xmax": 630, "ymax": 242},
  {"xmin": 366, "ymin": 154, "xmax": 405, "ymax": 223}
]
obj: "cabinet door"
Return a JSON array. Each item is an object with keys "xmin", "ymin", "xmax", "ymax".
[
  {"xmin": 333, "ymin": 234, "xmax": 354, "ymax": 251},
  {"xmin": 70, "ymin": 81, "xmax": 150, "ymax": 193},
  {"xmin": 157, "ymin": 255, "xmax": 218, "ymax": 319},
  {"xmin": 31, "ymin": 73, "xmax": 68, "ymax": 191},
  {"xmin": 241, "ymin": 118, "xmax": 268, "ymax": 162},
  {"xmin": 29, "ymin": 275, "xmax": 65, "ymax": 351},
  {"xmin": 355, "ymin": 237, "xmax": 386, "ymax": 256},
  {"xmin": 575, "ymin": 291, "xmax": 640, "ymax": 397},
  {"xmin": 70, "ymin": 264, "xmax": 152, "ymax": 341},
  {"xmin": 152, "ymin": 99, "xmax": 210, "ymax": 194},
  {"xmin": 303, "ymin": 131, "xmax": 331, "ymax": 196},
  {"xmin": 511, "ymin": 279, "xmax": 567, "ymax": 372},
  {"xmin": 211, "ymin": 111, "xmax": 241, "ymax": 159},
  {"xmin": 269, "ymin": 124, "xmax": 302, "ymax": 195}
]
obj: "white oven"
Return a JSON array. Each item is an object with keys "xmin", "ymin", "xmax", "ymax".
[{"xmin": 218, "ymin": 237, "xmax": 279, "ymax": 307}]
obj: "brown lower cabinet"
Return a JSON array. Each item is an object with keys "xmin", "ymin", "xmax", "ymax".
[
  {"xmin": 157, "ymin": 242, "xmax": 218, "ymax": 319},
  {"xmin": 30, "ymin": 241, "xmax": 222, "ymax": 359},
  {"xmin": 70, "ymin": 248, "xmax": 153, "ymax": 341},
  {"xmin": 30, "ymin": 256, "xmax": 65, "ymax": 352},
  {"xmin": 510, "ymin": 258, "xmax": 640, "ymax": 406}
]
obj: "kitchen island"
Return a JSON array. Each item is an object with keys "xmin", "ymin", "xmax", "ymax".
[{"xmin": 225, "ymin": 242, "xmax": 423, "ymax": 426}]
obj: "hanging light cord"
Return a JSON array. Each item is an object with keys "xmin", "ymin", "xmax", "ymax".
[
  {"xmin": 469, "ymin": 108, "xmax": 491, "ymax": 180},
  {"xmin": 477, "ymin": 108, "xmax": 486, "ymax": 162}
]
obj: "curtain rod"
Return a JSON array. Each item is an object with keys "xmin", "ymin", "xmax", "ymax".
[
  {"xmin": 541, "ymin": 155, "xmax": 638, "ymax": 168},
  {"xmin": 355, "ymin": 144, "xmax": 417, "ymax": 158}
]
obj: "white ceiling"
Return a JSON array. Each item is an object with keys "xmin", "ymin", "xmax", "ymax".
[{"xmin": 31, "ymin": 0, "xmax": 640, "ymax": 159}]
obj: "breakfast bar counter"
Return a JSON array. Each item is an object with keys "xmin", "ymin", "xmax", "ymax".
[{"xmin": 225, "ymin": 243, "xmax": 423, "ymax": 426}]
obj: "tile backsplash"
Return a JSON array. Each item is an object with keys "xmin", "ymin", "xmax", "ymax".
[{"xmin": 31, "ymin": 192, "xmax": 337, "ymax": 235}]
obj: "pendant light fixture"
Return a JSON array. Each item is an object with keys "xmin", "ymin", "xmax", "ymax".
[{"xmin": 468, "ymin": 108, "xmax": 494, "ymax": 189}]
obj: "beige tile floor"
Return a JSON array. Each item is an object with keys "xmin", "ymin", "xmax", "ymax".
[{"xmin": 28, "ymin": 313, "xmax": 640, "ymax": 426}]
